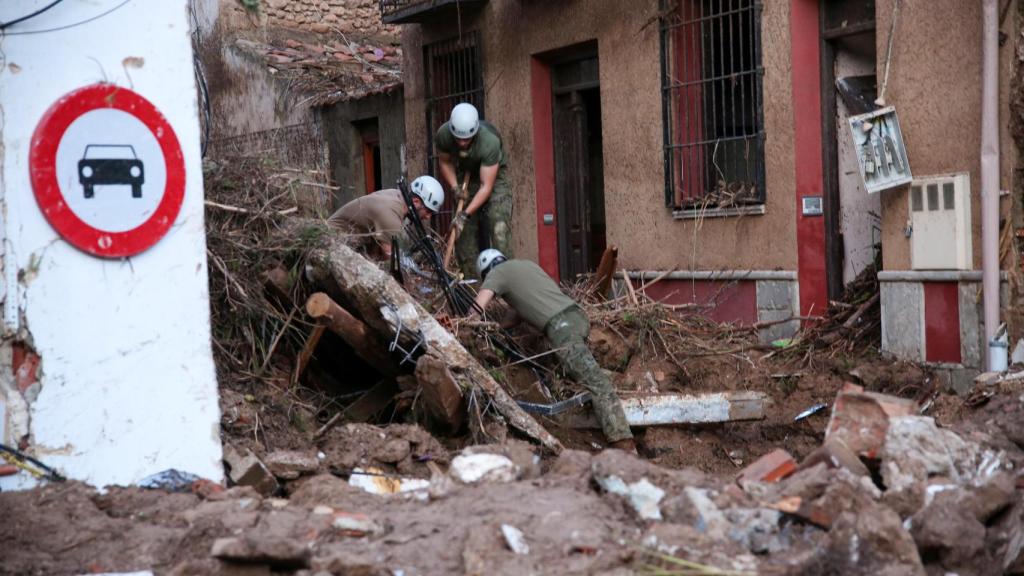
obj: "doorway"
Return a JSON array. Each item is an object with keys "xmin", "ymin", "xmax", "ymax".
[
  {"xmin": 822, "ymin": 1, "xmax": 879, "ymax": 299},
  {"xmin": 552, "ymin": 51, "xmax": 606, "ymax": 283},
  {"xmin": 354, "ymin": 118, "xmax": 381, "ymax": 195}
]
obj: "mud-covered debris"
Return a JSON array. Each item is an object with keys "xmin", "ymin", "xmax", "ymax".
[
  {"xmin": 223, "ymin": 445, "xmax": 279, "ymax": 496},
  {"xmin": 449, "ymin": 453, "xmax": 518, "ymax": 484},
  {"xmin": 596, "ymin": 474, "xmax": 666, "ymax": 520},
  {"xmin": 799, "ymin": 438, "xmax": 869, "ymax": 477},
  {"xmin": 332, "ymin": 511, "xmax": 383, "ymax": 537},
  {"xmin": 265, "ymin": 450, "xmax": 319, "ymax": 480},
  {"xmin": 736, "ymin": 448, "xmax": 797, "ymax": 488},
  {"xmin": 500, "ymin": 524, "xmax": 530, "ymax": 555},
  {"xmin": 372, "ymin": 439, "xmax": 412, "ymax": 464},
  {"xmin": 347, "ymin": 467, "xmax": 430, "ymax": 495},
  {"xmin": 210, "ymin": 535, "xmax": 311, "ymax": 569}
]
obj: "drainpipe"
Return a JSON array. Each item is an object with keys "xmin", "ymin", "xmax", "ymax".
[{"xmin": 981, "ymin": 0, "xmax": 1001, "ymax": 369}]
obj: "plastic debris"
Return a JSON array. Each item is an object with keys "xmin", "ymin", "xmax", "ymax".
[{"xmin": 138, "ymin": 469, "xmax": 201, "ymax": 492}]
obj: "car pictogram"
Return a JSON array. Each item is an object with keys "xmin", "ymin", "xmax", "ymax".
[{"xmin": 78, "ymin": 144, "xmax": 145, "ymax": 199}]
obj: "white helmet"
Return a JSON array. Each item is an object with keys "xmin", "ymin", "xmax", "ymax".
[
  {"xmin": 449, "ymin": 103, "xmax": 480, "ymax": 139},
  {"xmin": 477, "ymin": 248, "xmax": 506, "ymax": 278},
  {"xmin": 410, "ymin": 175, "xmax": 444, "ymax": 213}
]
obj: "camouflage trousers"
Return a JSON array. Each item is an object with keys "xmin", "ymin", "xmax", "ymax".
[
  {"xmin": 545, "ymin": 306, "xmax": 633, "ymax": 443},
  {"xmin": 455, "ymin": 176, "xmax": 514, "ymax": 279}
]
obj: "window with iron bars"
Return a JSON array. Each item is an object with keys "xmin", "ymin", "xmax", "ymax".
[
  {"xmin": 423, "ymin": 33, "xmax": 484, "ymax": 232},
  {"xmin": 660, "ymin": 0, "xmax": 765, "ymax": 211}
]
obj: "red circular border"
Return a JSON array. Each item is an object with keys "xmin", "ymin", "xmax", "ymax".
[{"xmin": 29, "ymin": 84, "xmax": 185, "ymax": 258}]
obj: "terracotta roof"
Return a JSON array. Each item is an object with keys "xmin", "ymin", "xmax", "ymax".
[{"xmin": 235, "ymin": 35, "xmax": 402, "ymax": 106}]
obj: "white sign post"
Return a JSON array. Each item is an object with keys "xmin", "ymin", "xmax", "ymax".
[{"xmin": 1, "ymin": 1, "xmax": 223, "ymax": 489}]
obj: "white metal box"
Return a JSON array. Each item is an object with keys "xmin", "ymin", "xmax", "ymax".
[
  {"xmin": 848, "ymin": 106, "xmax": 913, "ymax": 194},
  {"xmin": 909, "ymin": 173, "xmax": 973, "ymax": 270}
]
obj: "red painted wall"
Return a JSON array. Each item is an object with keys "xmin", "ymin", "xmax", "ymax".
[
  {"xmin": 530, "ymin": 57, "xmax": 559, "ymax": 279},
  {"xmin": 641, "ymin": 279, "xmax": 758, "ymax": 325},
  {"xmin": 790, "ymin": 0, "xmax": 828, "ymax": 320},
  {"xmin": 924, "ymin": 282, "xmax": 962, "ymax": 363}
]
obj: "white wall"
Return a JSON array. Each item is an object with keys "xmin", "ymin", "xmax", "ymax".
[{"xmin": 0, "ymin": 0, "xmax": 223, "ymax": 489}]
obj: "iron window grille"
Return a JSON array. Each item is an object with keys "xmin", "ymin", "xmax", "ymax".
[
  {"xmin": 660, "ymin": 0, "xmax": 765, "ymax": 211},
  {"xmin": 423, "ymin": 32, "xmax": 485, "ymax": 232}
]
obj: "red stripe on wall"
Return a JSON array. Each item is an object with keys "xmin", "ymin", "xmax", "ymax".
[
  {"xmin": 641, "ymin": 279, "xmax": 758, "ymax": 326},
  {"xmin": 924, "ymin": 282, "xmax": 962, "ymax": 363},
  {"xmin": 530, "ymin": 57, "xmax": 559, "ymax": 280},
  {"xmin": 791, "ymin": 0, "xmax": 828, "ymax": 320}
]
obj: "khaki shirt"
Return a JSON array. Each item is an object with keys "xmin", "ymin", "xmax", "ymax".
[
  {"xmin": 328, "ymin": 188, "xmax": 407, "ymax": 246},
  {"xmin": 482, "ymin": 259, "xmax": 576, "ymax": 330}
]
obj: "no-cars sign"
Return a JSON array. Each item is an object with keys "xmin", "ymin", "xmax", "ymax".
[{"xmin": 29, "ymin": 84, "xmax": 186, "ymax": 258}]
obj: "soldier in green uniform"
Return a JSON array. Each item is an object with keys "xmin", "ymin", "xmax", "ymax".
[
  {"xmin": 327, "ymin": 175, "xmax": 444, "ymax": 259},
  {"xmin": 472, "ymin": 249, "xmax": 636, "ymax": 452},
  {"xmin": 434, "ymin": 103, "xmax": 514, "ymax": 278}
]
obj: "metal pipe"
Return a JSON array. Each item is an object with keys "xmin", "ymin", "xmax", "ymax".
[{"xmin": 982, "ymin": 0, "xmax": 1001, "ymax": 369}]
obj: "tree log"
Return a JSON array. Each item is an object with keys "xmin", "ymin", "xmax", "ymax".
[
  {"xmin": 589, "ymin": 245, "xmax": 618, "ymax": 298},
  {"xmin": 305, "ymin": 293, "xmax": 398, "ymax": 377},
  {"xmin": 308, "ymin": 236, "xmax": 563, "ymax": 453}
]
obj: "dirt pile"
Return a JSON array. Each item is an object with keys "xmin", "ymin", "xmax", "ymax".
[{"xmin": 4, "ymin": 389, "xmax": 1023, "ymax": 576}]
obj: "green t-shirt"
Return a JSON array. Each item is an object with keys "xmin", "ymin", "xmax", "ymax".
[
  {"xmin": 434, "ymin": 120, "xmax": 507, "ymax": 180},
  {"xmin": 482, "ymin": 259, "xmax": 575, "ymax": 330}
]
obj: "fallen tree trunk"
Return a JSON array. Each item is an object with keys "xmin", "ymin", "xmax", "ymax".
[{"xmin": 308, "ymin": 235, "xmax": 563, "ymax": 453}]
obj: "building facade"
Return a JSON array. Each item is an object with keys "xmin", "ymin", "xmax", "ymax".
[{"xmin": 388, "ymin": 0, "xmax": 1020, "ymax": 372}]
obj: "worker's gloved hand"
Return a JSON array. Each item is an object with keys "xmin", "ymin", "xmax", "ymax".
[{"xmin": 453, "ymin": 211, "xmax": 469, "ymax": 233}]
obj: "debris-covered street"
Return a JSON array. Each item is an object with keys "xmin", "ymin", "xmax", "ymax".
[{"xmin": 4, "ymin": 0, "xmax": 1024, "ymax": 574}]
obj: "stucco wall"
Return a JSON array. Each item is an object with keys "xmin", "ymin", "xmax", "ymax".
[
  {"xmin": 877, "ymin": 0, "xmax": 1017, "ymax": 271},
  {"xmin": 401, "ymin": 0, "xmax": 798, "ymax": 272},
  {"xmin": 323, "ymin": 90, "xmax": 407, "ymax": 207}
]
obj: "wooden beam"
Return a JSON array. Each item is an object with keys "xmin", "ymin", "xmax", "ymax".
[
  {"xmin": 292, "ymin": 324, "xmax": 326, "ymax": 386},
  {"xmin": 556, "ymin": 391, "xmax": 768, "ymax": 428},
  {"xmin": 305, "ymin": 292, "xmax": 398, "ymax": 377}
]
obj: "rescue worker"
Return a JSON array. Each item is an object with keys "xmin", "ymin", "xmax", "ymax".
[
  {"xmin": 327, "ymin": 176, "xmax": 444, "ymax": 259},
  {"xmin": 472, "ymin": 249, "xmax": 636, "ymax": 452},
  {"xmin": 435, "ymin": 103, "xmax": 513, "ymax": 277}
]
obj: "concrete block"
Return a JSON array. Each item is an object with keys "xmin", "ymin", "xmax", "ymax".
[
  {"xmin": 958, "ymin": 282, "xmax": 983, "ymax": 368},
  {"xmin": 211, "ymin": 536, "xmax": 310, "ymax": 568},
  {"xmin": 264, "ymin": 450, "xmax": 319, "ymax": 480},
  {"xmin": 880, "ymin": 282, "xmax": 923, "ymax": 361},
  {"xmin": 757, "ymin": 307, "xmax": 799, "ymax": 343},
  {"xmin": 757, "ymin": 280, "xmax": 796, "ymax": 310},
  {"xmin": 737, "ymin": 448, "xmax": 797, "ymax": 487},
  {"xmin": 224, "ymin": 445, "xmax": 279, "ymax": 496}
]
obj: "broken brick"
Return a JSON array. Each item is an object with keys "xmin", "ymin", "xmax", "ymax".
[
  {"xmin": 737, "ymin": 448, "xmax": 797, "ymax": 488},
  {"xmin": 12, "ymin": 343, "xmax": 40, "ymax": 394},
  {"xmin": 825, "ymin": 387, "xmax": 918, "ymax": 459},
  {"xmin": 224, "ymin": 445, "xmax": 279, "ymax": 496},
  {"xmin": 799, "ymin": 438, "xmax": 869, "ymax": 477}
]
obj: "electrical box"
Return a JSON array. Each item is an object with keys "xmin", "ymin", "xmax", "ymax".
[
  {"xmin": 909, "ymin": 173, "xmax": 972, "ymax": 270},
  {"xmin": 848, "ymin": 106, "xmax": 913, "ymax": 194}
]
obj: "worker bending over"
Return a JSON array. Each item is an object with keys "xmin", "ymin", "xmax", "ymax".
[
  {"xmin": 327, "ymin": 176, "xmax": 444, "ymax": 258},
  {"xmin": 472, "ymin": 249, "xmax": 635, "ymax": 452},
  {"xmin": 435, "ymin": 103, "xmax": 513, "ymax": 277}
]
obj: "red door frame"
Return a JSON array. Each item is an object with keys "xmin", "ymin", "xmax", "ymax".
[
  {"xmin": 791, "ymin": 0, "xmax": 828, "ymax": 320},
  {"xmin": 531, "ymin": 57, "xmax": 560, "ymax": 279}
]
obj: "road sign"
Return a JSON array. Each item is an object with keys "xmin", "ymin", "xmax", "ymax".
[{"xmin": 29, "ymin": 84, "xmax": 186, "ymax": 258}]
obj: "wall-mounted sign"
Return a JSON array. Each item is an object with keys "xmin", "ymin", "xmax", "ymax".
[{"xmin": 29, "ymin": 84, "xmax": 185, "ymax": 258}]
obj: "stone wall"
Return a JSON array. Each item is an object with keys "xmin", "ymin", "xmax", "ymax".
[{"xmin": 261, "ymin": 0, "xmax": 398, "ymax": 38}]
